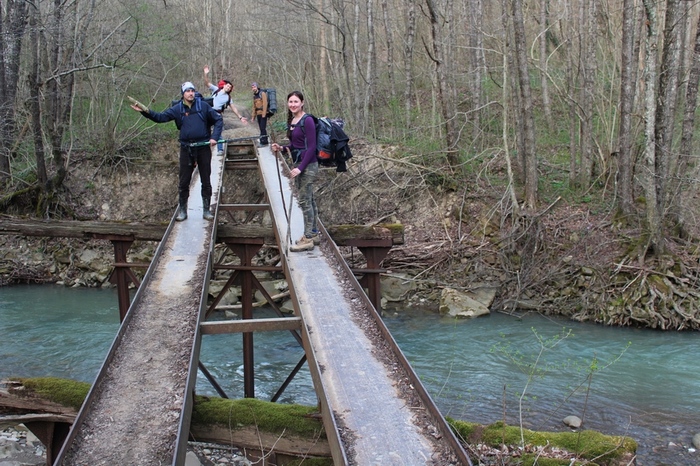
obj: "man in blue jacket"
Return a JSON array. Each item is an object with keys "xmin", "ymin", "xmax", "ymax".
[{"xmin": 131, "ymin": 81, "xmax": 223, "ymax": 221}]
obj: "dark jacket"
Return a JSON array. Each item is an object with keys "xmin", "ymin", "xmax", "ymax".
[{"xmin": 142, "ymin": 97, "xmax": 223, "ymax": 144}]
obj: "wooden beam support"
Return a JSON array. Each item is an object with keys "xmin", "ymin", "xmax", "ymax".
[{"xmin": 201, "ymin": 317, "xmax": 302, "ymax": 334}]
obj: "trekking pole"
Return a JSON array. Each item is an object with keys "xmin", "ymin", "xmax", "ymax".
[
  {"xmin": 273, "ymin": 147, "xmax": 289, "ymax": 224},
  {"xmin": 188, "ymin": 136, "xmax": 258, "ymax": 147},
  {"xmin": 284, "ymin": 148, "xmax": 295, "ymax": 253}
]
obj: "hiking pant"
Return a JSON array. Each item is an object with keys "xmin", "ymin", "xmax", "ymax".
[
  {"xmin": 256, "ymin": 114, "xmax": 268, "ymax": 140},
  {"xmin": 179, "ymin": 144, "xmax": 212, "ymax": 205},
  {"xmin": 295, "ymin": 162, "xmax": 318, "ymax": 237}
]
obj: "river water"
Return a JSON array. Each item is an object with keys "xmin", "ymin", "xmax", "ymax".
[{"xmin": 1, "ymin": 284, "xmax": 698, "ymax": 465}]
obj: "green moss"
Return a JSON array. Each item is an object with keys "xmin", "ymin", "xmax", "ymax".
[
  {"xmin": 377, "ymin": 223, "xmax": 404, "ymax": 234},
  {"xmin": 448, "ymin": 419, "xmax": 636, "ymax": 465},
  {"xmin": 192, "ymin": 396, "xmax": 325, "ymax": 439},
  {"xmin": 18, "ymin": 377, "xmax": 91, "ymax": 410},
  {"xmin": 520, "ymin": 456, "xmax": 584, "ymax": 465}
]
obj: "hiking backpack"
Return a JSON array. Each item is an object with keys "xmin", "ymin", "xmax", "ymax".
[
  {"xmin": 298, "ymin": 114, "xmax": 353, "ymax": 172},
  {"xmin": 262, "ymin": 88, "xmax": 277, "ymax": 117}
]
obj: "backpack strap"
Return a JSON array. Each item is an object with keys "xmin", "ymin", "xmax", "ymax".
[{"xmin": 297, "ymin": 113, "xmax": 315, "ymax": 151}]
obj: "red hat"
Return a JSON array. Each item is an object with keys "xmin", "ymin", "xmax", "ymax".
[{"xmin": 218, "ymin": 79, "xmax": 226, "ymax": 89}]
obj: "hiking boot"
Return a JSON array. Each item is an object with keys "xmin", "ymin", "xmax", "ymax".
[
  {"xmin": 202, "ymin": 197, "xmax": 214, "ymax": 221},
  {"xmin": 259, "ymin": 135, "xmax": 269, "ymax": 146},
  {"xmin": 290, "ymin": 235, "xmax": 314, "ymax": 252},
  {"xmin": 175, "ymin": 202, "xmax": 187, "ymax": 221},
  {"xmin": 294, "ymin": 230, "xmax": 321, "ymax": 246},
  {"xmin": 311, "ymin": 232, "xmax": 321, "ymax": 245}
]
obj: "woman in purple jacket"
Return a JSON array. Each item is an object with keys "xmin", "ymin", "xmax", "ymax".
[{"xmin": 271, "ymin": 91, "xmax": 319, "ymax": 252}]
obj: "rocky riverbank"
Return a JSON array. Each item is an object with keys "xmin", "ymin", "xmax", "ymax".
[{"xmin": 0, "ymin": 425, "xmax": 255, "ymax": 466}]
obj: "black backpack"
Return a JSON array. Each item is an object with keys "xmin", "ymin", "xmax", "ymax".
[{"xmin": 298, "ymin": 114, "xmax": 353, "ymax": 172}]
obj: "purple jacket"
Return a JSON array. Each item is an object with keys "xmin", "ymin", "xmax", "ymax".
[{"xmin": 283, "ymin": 114, "xmax": 317, "ymax": 172}]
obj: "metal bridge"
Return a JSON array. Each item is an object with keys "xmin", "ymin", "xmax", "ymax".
[{"xmin": 47, "ymin": 140, "xmax": 471, "ymax": 465}]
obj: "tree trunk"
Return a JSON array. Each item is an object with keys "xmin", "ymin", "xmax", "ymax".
[
  {"xmin": 641, "ymin": 0, "xmax": 664, "ymax": 256},
  {"xmin": 363, "ymin": 0, "xmax": 376, "ymax": 134},
  {"xmin": 380, "ymin": 0, "xmax": 396, "ymax": 99},
  {"xmin": 539, "ymin": 0, "xmax": 552, "ymax": 127},
  {"xmin": 28, "ymin": 6, "xmax": 48, "ymax": 187},
  {"xmin": 674, "ymin": 10, "xmax": 700, "ymax": 237},
  {"xmin": 616, "ymin": 0, "xmax": 639, "ymax": 218},
  {"xmin": 0, "ymin": 0, "xmax": 28, "ymax": 184},
  {"xmin": 512, "ymin": 0, "xmax": 538, "ymax": 208},
  {"xmin": 566, "ymin": 0, "xmax": 578, "ymax": 188},
  {"xmin": 654, "ymin": 0, "xmax": 683, "ymax": 222},
  {"xmin": 403, "ymin": 0, "xmax": 416, "ymax": 130},
  {"xmin": 425, "ymin": 0, "xmax": 458, "ymax": 168},
  {"xmin": 352, "ymin": 1, "xmax": 361, "ymax": 125},
  {"xmin": 468, "ymin": 0, "xmax": 485, "ymax": 143},
  {"xmin": 579, "ymin": 0, "xmax": 595, "ymax": 188}
]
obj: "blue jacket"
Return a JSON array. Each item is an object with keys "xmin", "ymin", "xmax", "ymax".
[{"xmin": 142, "ymin": 97, "xmax": 223, "ymax": 145}]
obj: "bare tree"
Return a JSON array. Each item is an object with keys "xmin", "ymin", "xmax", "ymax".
[
  {"xmin": 578, "ymin": 0, "xmax": 596, "ymax": 188},
  {"xmin": 425, "ymin": 0, "xmax": 458, "ymax": 167},
  {"xmin": 675, "ymin": 11, "xmax": 700, "ymax": 236},
  {"xmin": 565, "ymin": 1, "xmax": 577, "ymax": 188},
  {"xmin": 539, "ymin": 0, "xmax": 552, "ymax": 127},
  {"xmin": 363, "ymin": 0, "xmax": 376, "ymax": 130},
  {"xmin": 467, "ymin": 0, "xmax": 485, "ymax": 142},
  {"xmin": 511, "ymin": 0, "xmax": 537, "ymax": 208},
  {"xmin": 0, "ymin": 0, "xmax": 28, "ymax": 184},
  {"xmin": 381, "ymin": 0, "xmax": 396, "ymax": 99},
  {"xmin": 654, "ymin": 0, "xmax": 683, "ymax": 223},
  {"xmin": 616, "ymin": 0, "xmax": 640, "ymax": 218},
  {"xmin": 28, "ymin": 4, "xmax": 48, "ymax": 187},
  {"xmin": 641, "ymin": 0, "xmax": 663, "ymax": 256},
  {"xmin": 403, "ymin": 0, "xmax": 416, "ymax": 129}
]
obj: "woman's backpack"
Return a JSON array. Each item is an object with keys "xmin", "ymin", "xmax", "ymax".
[{"xmin": 298, "ymin": 114, "xmax": 353, "ymax": 172}]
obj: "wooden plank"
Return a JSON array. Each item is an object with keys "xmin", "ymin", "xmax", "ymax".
[
  {"xmin": 0, "ymin": 219, "xmax": 166, "ymax": 241},
  {"xmin": 200, "ymin": 317, "xmax": 302, "ymax": 334},
  {"xmin": 216, "ymin": 224, "xmax": 275, "ymax": 241},
  {"xmin": 325, "ymin": 224, "xmax": 404, "ymax": 245}
]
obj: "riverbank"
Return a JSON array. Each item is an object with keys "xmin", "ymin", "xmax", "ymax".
[
  {"xmin": 2, "ymin": 123, "xmax": 700, "ymax": 330},
  {"xmin": 0, "ymin": 425, "xmax": 253, "ymax": 466}
]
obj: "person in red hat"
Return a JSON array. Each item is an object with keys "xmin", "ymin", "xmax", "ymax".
[{"xmin": 203, "ymin": 66, "xmax": 247, "ymax": 155}]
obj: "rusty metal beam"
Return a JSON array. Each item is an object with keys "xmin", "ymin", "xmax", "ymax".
[{"xmin": 225, "ymin": 241, "xmax": 264, "ymax": 398}]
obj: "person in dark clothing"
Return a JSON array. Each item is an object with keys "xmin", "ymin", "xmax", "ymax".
[
  {"xmin": 131, "ymin": 81, "xmax": 223, "ymax": 221},
  {"xmin": 251, "ymin": 82, "xmax": 269, "ymax": 146}
]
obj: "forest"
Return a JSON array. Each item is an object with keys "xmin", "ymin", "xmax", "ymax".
[{"xmin": 2, "ymin": 0, "xmax": 700, "ymax": 329}]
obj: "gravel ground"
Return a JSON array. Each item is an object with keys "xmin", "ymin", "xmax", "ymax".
[{"xmin": 0, "ymin": 426, "xmax": 253, "ymax": 466}]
